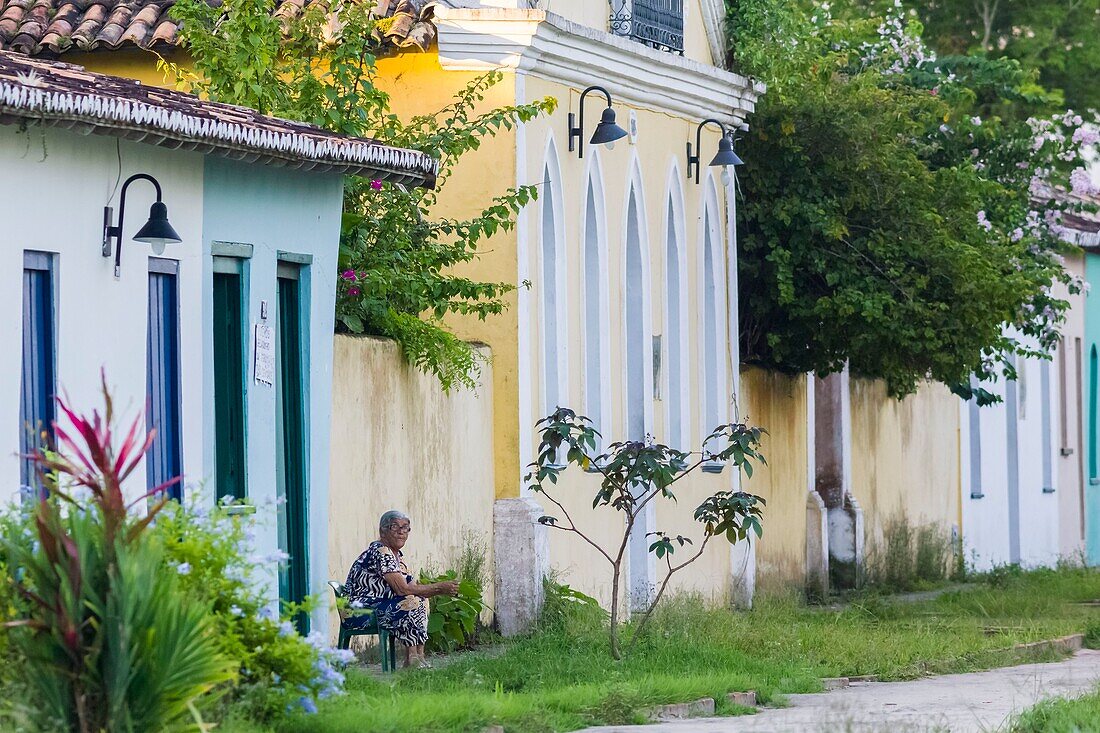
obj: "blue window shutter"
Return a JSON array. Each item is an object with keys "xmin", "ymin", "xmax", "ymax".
[
  {"xmin": 147, "ymin": 259, "xmax": 183, "ymax": 500},
  {"xmin": 20, "ymin": 251, "xmax": 57, "ymax": 500}
]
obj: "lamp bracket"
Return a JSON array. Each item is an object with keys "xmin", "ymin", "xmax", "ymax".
[
  {"xmin": 102, "ymin": 206, "xmax": 117, "ymax": 257},
  {"xmin": 689, "ymin": 118, "xmax": 727, "ymax": 185}
]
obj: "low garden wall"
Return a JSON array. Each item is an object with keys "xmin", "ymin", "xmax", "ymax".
[{"xmin": 327, "ymin": 335, "xmax": 496, "ymax": 635}]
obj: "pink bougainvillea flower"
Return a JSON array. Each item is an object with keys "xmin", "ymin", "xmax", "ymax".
[
  {"xmin": 348, "ymin": 287, "xmax": 361, "ymax": 297},
  {"xmin": 370, "ymin": 180, "xmax": 383, "ymax": 191}
]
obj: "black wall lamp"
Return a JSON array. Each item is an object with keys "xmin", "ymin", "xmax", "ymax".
[
  {"xmin": 568, "ymin": 85, "xmax": 629, "ymax": 159},
  {"xmin": 102, "ymin": 173, "xmax": 182, "ymax": 278},
  {"xmin": 687, "ymin": 118, "xmax": 744, "ymax": 185}
]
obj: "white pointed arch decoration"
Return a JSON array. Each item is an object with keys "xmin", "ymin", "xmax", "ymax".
[
  {"xmin": 538, "ymin": 135, "xmax": 569, "ymax": 424},
  {"xmin": 663, "ymin": 160, "xmax": 690, "ymax": 450},
  {"xmin": 581, "ymin": 150, "xmax": 612, "ymax": 445},
  {"xmin": 621, "ymin": 153, "xmax": 656, "ymax": 610},
  {"xmin": 698, "ymin": 173, "xmax": 728, "ymax": 457}
]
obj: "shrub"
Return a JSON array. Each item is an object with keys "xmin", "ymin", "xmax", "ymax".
[
  {"xmin": 540, "ymin": 577, "xmax": 605, "ymax": 632},
  {"xmin": 0, "ymin": 379, "xmax": 235, "ymax": 732},
  {"xmin": 419, "ymin": 534, "xmax": 491, "ymax": 654},
  {"xmin": 152, "ymin": 500, "xmax": 354, "ymax": 723}
]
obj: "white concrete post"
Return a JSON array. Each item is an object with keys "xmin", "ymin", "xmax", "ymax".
[{"xmin": 493, "ymin": 497, "xmax": 549, "ymax": 636}]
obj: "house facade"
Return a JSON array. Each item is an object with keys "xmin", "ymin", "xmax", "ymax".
[
  {"xmin": 0, "ymin": 51, "xmax": 435, "ymax": 630},
  {"xmin": 364, "ymin": 0, "xmax": 765, "ymax": 615}
]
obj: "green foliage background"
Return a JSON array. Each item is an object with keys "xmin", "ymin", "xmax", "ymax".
[{"xmin": 726, "ymin": 0, "xmax": 1093, "ymax": 399}]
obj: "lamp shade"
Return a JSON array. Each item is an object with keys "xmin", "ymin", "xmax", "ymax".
[
  {"xmin": 133, "ymin": 201, "xmax": 182, "ymax": 250},
  {"xmin": 590, "ymin": 106, "xmax": 629, "ymax": 146},
  {"xmin": 709, "ymin": 135, "xmax": 744, "ymax": 167}
]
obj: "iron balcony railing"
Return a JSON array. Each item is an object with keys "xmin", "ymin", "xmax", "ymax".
[{"xmin": 609, "ymin": 0, "xmax": 685, "ymax": 55}]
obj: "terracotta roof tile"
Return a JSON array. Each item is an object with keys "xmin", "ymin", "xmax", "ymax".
[
  {"xmin": 0, "ymin": 49, "xmax": 437, "ymax": 186},
  {"xmin": 0, "ymin": 0, "xmax": 445, "ymax": 55}
]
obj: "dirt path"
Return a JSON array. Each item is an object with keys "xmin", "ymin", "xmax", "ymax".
[{"xmin": 584, "ymin": 649, "xmax": 1100, "ymax": 733}]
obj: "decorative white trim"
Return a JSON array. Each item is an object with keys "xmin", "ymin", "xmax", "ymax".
[
  {"xmin": 581, "ymin": 149, "xmax": 613, "ymax": 444},
  {"xmin": 698, "ymin": 173, "xmax": 727, "ymax": 442},
  {"xmin": 698, "ymin": 0, "xmax": 729, "ymax": 68},
  {"xmin": 433, "ymin": 8, "xmax": 764, "ymax": 128},
  {"xmin": 663, "ymin": 160, "xmax": 691, "ymax": 449},
  {"xmin": 0, "ymin": 59, "xmax": 437, "ymax": 185}
]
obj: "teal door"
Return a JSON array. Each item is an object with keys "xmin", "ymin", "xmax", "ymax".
[
  {"xmin": 213, "ymin": 259, "xmax": 247, "ymax": 501},
  {"xmin": 1086, "ymin": 254, "xmax": 1100, "ymax": 564},
  {"xmin": 276, "ymin": 263, "xmax": 309, "ymax": 632}
]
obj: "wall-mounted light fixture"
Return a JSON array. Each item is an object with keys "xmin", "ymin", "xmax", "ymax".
[
  {"xmin": 568, "ymin": 85, "xmax": 629, "ymax": 159},
  {"xmin": 687, "ymin": 118, "xmax": 744, "ymax": 185},
  {"xmin": 102, "ymin": 173, "xmax": 182, "ymax": 278}
]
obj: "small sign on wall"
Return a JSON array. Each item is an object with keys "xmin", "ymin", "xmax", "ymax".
[{"xmin": 254, "ymin": 324, "xmax": 275, "ymax": 386}]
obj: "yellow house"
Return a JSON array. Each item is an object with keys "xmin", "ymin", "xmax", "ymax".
[
  {"xmin": 1, "ymin": 0, "xmax": 775, "ymax": 627},
  {"xmin": 361, "ymin": 1, "xmax": 766, "ymax": 625}
]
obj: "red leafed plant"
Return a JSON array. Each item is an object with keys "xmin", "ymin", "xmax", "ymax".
[{"xmin": 1, "ymin": 373, "xmax": 234, "ymax": 732}]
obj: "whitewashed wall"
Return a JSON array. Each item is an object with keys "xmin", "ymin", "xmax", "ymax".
[
  {"xmin": 961, "ymin": 350, "xmax": 1062, "ymax": 571},
  {"xmin": 0, "ymin": 126, "xmax": 206, "ymax": 505}
]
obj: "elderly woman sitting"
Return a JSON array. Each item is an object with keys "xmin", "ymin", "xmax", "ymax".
[{"xmin": 344, "ymin": 510, "xmax": 458, "ymax": 668}]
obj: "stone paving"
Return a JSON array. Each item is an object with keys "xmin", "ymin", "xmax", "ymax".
[{"xmin": 584, "ymin": 649, "xmax": 1100, "ymax": 733}]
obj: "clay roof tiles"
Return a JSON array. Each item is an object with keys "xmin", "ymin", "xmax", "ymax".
[{"xmin": 0, "ymin": 0, "xmax": 442, "ymax": 55}]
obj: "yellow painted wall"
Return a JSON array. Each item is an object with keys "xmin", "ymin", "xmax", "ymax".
[
  {"xmin": 63, "ymin": 49, "xmax": 186, "ymax": 87},
  {"xmin": 740, "ymin": 367, "xmax": 810, "ymax": 592},
  {"xmin": 373, "ymin": 52, "xmax": 525, "ymax": 502},
  {"xmin": 849, "ymin": 379, "xmax": 962, "ymax": 548},
  {"xmin": 327, "ymin": 336, "xmax": 496, "ymax": 626}
]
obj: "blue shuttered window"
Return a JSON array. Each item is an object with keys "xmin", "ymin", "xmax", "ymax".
[
  {"xmin": 147, "ymin": 259, "xmax": 183, "ymax": 500},
  {"xmin": 20, "ymin": 251, "xmax": 57, "ymax": 500}
]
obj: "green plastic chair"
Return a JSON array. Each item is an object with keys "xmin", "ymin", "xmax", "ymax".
[{"xmin": 328, "ymin": 581, "xmax": 397, "ymax": 673}]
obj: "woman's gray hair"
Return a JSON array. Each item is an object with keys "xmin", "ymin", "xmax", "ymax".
[{"xmin": 379, "ymin": 510, "xmax": 411, "ymax": 532}]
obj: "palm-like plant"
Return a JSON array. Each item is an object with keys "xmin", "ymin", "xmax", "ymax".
[{"xmin": 2, "ymin": 374, "xmax": 235, "ymax": 732}]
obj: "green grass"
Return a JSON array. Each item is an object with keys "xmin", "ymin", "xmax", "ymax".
[
  {"xmin": 230, "ymin": 566, "xmax": 1100, "ymax": 733},
  {"xmin": 1009, "ymin": 686, "xmax": 1100, "ymax": 732}
]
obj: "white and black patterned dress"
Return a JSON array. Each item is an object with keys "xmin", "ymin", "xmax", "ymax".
[{"xmin": 344, "ymin": 540, "xmax": 429, "ymax": 646}]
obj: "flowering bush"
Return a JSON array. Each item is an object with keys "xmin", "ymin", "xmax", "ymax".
[
  {"xmin": 151, "ymin": 500, "xmax": 354, "ymax": 723},
  {"xmin": 0, "ymin": 379, "xmax": 235, "ymax": 732}
]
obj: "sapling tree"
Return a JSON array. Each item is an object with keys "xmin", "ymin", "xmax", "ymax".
[{"xmin": 524, "ymin": 408, "xmax": 766, "ymax": 660}]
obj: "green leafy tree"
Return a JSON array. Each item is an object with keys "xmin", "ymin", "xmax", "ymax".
[
  {"xmin": 726, "ymin": 0, "xmax": 1094, "ymax": 400},
  {"xmin": 526, "ymin": 408, "xmax": 766, "ymax": 660},
  {"xmin": 170, "ymin": 0, "xmax": 555, "ymax": 390}
]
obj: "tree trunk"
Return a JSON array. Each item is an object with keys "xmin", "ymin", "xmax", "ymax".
[{"xmin": 609, "ymin": 563, "xmax": 622, "ymax": 660}]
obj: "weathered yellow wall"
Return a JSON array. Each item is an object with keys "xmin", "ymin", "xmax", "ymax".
[
  {"xmin": 374, "ymin": 51, "xmax": 524, "ymax": 502},
  {"xmin": 849, "ymin": 379, "xmax": 962, "ymax": 547},
  {"xmin": 740, "ymin": 367, "xmax": 810, "ymax": 592},
  {"xmin": 327, "ymin": 335, "xmax": 495, "ymax": 607}
]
